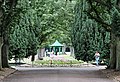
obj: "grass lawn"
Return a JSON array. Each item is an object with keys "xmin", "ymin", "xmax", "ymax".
[{"xmin": 34, "ymin": 55, "xmax": 84, "ymax": 67}]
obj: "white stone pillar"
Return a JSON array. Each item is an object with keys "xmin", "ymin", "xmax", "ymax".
[
  {"xmin": 70, "ymin": 47, "xmax": 75, "ymax": 57},
  {"xmin": 59, "ymin": 47, "xmax": 61, "ymax": 55},
  {"xmin": 62, "ymin": 43, "xmax": 66, "ymax": 54}
]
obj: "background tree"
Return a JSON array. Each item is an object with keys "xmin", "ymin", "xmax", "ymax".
[{"xmin": 35, "ymin": 0, "xmax": 76, "ymax": 46}]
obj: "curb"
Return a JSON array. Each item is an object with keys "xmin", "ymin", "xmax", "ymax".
[
  {"xmin": 100, "ymin": 69, "xmax": 120, "ymax": 82},
  {"xmin": 0, "ymin": 68, "xmax": 17, "ymax": 81}
]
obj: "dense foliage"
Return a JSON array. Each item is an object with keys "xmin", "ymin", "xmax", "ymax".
[
  {"xmin": 39, "ymin": 0, "xmax": 76, "ymax": 46},
  {"xmin": 112, "ymin": 9, "xmax": 120, "ymax": 37},
  {"xmin": 71, "ymin": 0, "xmax": 110, "ymax": 63},
  {"xmin": 9, "ymin": 0, "xmax": 76, "ymax": 60},
  {"xmin": 9, "ymin": 0, "xmax": 41, "ymax": 60}
]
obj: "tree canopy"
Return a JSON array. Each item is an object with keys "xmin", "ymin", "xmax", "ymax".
[{"xmin": 8, "ymin": 0, "xmax": 76, "ymax": 60}]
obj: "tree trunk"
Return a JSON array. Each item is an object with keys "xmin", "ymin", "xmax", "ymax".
[
  {"xmin": 109, "ymin": 33, "xmax": 116, "ymax": 69},
  {"xmin": 1, "ymin": 34, "xmax": 9, "ymax": 68},
  {"xmin": 0, "ymin": 37, "xmax": 3, "ymax": 70},
  {"xmin": 0, "ymin": 0, "xmax": 4, "ymax": 70},
  {"xmin": 116, "ymin": 37, "xmax": 120, "ymax": 70}
]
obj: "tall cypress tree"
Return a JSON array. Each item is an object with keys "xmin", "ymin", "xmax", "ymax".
[
  {"xmin": 71, "ymin": 0, "xmax": 110, "ymax": 62},
  {"xmin": 9, "ymin": 0, "xmax": 40, "ymax": 61}
]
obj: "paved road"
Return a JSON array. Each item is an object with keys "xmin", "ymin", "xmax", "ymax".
[{"xmin": 1, "ymin": 66, "xmax": 114, "ymax": 82}]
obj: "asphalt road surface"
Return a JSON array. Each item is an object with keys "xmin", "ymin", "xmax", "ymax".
[{"xmin": 1, "ymin": 66, "xmax": 114, "ymax": 82}]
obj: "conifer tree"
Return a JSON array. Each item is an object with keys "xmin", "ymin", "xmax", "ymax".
[
  {"xmin": 9, "ymin": 0, "xmax": 40, "ymax": 60},
  {"xmin": 71, "ymin": 0, "xmax": 110, "ymax": 62}
]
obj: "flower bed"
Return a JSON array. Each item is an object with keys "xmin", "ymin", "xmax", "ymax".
[{"xmin": 34, "ymin": 58, "xmax": 84, "ymax": 67}]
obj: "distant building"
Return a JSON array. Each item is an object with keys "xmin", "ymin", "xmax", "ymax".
[
  {"xmin": 49, "ymin": 40, "xmax": 64, "ymax": 55},
  {"xmin": 37, "ymin": 40, "xmax": 74, "ymax": 58}
]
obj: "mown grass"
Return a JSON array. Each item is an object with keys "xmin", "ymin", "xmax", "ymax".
[
  {"xmin": 35, "ymin": 60, "xmax": 83, "ymax": 65},
  {"xmin": 34, "ymin": 55, "xmax": 84, "ymax": 67}
]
